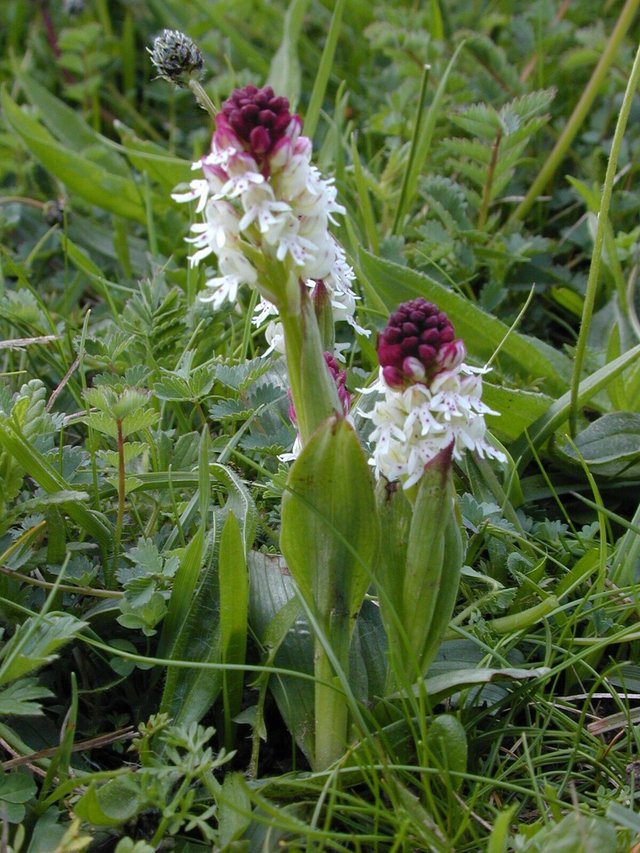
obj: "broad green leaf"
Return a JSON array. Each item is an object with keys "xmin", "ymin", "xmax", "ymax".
[
  {"xmin": 425, "ymin": 714, "xmax": 467, "ymax": 790},
  {"xmin": 25, "ymin": 808, "xmax": 68, "ymax": 852},
  {"xmin": 74, "ymin": 775, "xmax": 146, "ymax": 827},
  {"xmin": 556, "ymin": 412, "xmax": 640, "ymax": 478},
  {"xmin": 511, "ymin": 341, "xmax": 640, "ymax": 466},
  {"xmin": 2, "ymin": 90, "xmax": 147, "ymax": 223},
  {"xmin": 487, "ymin": 806, "xmax": 519, "ymax": 853},
  {"xmin": 267, "ymin": 0, "xmax": 310, "ymax": 105},
  {"xmin": 218, "ymin": 772, "xmax": 253, "ymax": 847},
  {"xmin": 15, "ymin": 69, "xmax": 128, "ymax": 175},
  {"xmin": 358, "ymin": 248, "xmax": 569, "ymax": 394},
  {"xmin": 403, "ymin": 450, "xmax": 455, "ymax": 671},
  {"xmin": 518, "ymin": 812, "xmax": 617, "ymax": 852},
  {"xmin": 422, "ymin": 665, "xmax": 549, "ymax": 704},
  {"xmin": 115, "ymin": 121, "xmax": 193, "ymax": 189},
  {"xmin": 159, "ymin": 429, "xmax": 211, "ymax": 659},
  {"xmin": 248, "ymin": 551, "xmax": 314, "ymax": 762},
  {"xmin": 159, "ymin": 554, "xmax": 222, "ymax": 728},
  {"xmin": 211, "ymin": 463, "xmax": 258, "ymax": 552},
  {"xmin": 606, "ymin": 802, "xmax": 640, "ymax": 834},
  {"xmin": 0, "ymin": 770, "xmax": 36, "ymax": 823},
  {"xmin": 280, "ymin": 417, "xmax": 378, "ymax": 621},
  {"xmin": 483, "ymin": 382, "xmax": 552, "ymax": 441}
]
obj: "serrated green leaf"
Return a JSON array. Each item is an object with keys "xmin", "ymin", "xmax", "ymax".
[
  {"xmin": 117, "ymin": 593, "xmax": 167, "ymax": 635},
  {"xmin": 120, "ymin": 408, "xmax": 159, "ymax": 438},
  {"xmin": 0, "ymin": 677, "xmax": 53, "ymax": 716},
  {"xmin": 0, "ymin": 614, "xmax": 88, "ymax": 687},
  {"xmin": 153, "ymin": 374, "xmax": 195, "ymax": 402},
  {"xmin": 84, "ymin": 412, "xmax": 118, "ymax": 438}
]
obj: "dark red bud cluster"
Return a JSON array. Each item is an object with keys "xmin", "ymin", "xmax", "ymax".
[
  {"xmin": 377, "ymin": 298, "xmax": 458, "ymax": 388},
  {"xmin": 220, "ymin": 85, "xmax": 294, "ymax": 160}
]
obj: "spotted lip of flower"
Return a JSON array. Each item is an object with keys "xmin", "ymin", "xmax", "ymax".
[{"xmin": 377, "ymin": 297, "xmax": 465, "ymax": 389}]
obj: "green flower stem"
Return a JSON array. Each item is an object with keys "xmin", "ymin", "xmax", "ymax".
[
  {"xmin": 314, "ymin": 612, "xmax": 350, "ymax": 771},
  {"xmin": 472, "ymin": 596, "xmax": 559, "ymax": 636},
  {"xmin": 188, "ymin": 78, "xmax": 218, "ymax": 120},
  {"xmin": 511, "ymin": 0, "xmax": 640, "ymax": 224},
  {"xmin": 278, "ymin": 281, "xmax": 342, "ymax": 446},
  {"xmin": 569, "ymin": 38, "xmax": 640, "ymax": 436}
]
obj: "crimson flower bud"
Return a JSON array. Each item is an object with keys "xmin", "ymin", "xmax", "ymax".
[{"xmin": 377, "ymin": 298, "xmax": 464, "ymax": 389}]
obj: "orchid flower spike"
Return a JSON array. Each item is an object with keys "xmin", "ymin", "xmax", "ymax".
[
  {"xmin": 172, "ymin": 83, "xmax": 368, "ymax": 348},
  {"xmin": 364, "ymin": 298, "xmax": 506, "ymax": 489}
]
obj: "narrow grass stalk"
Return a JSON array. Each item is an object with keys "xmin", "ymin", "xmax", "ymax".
[
  {"xmin": 569, "ymin": 40, "xmax": 640, "ymax": 435},
  {"xmin": 392, "ymin": 64, "xmax": 430, "ymax": 237},
  {"xmin": 512, "ymin": 0, "xmax": 640, "ymax": 222},
  {"xmin": 303, "ymin": 0, "xmax": 347, "ymax": 139},
  {"xmin": 350, "ymin": 135, "xmax": 380, "ymax": 255},
  {"xmin": 392, "ymin": 41, "xmax": 465, "ymax": 234}
]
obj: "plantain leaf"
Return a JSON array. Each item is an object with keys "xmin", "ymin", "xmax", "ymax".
[
  {"xmin": 247, "ymin": 551, "xmax": 314, "ymax": 762},
  {"xmin": 2, "ymin": 90, "xmax": 147, "ymax": 223},
  {"xmin": 555, "ymin": 412, "xmax": 640, "ymax": 478}
]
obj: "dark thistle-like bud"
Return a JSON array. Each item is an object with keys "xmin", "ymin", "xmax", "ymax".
[
  {"xmin": 63, "ymin": 0, "xmax": 85, "ymax": 14},
  {"xmin": 377, "ymin": 298, "xmax": 463, "ymax": 389},
  {"xmin": 43, "ymin": 199, "xmax": 66, "ymax": 226},
  {"xmin": 148, "ymin": 29, "xmax": 204, "ymax": 88}
]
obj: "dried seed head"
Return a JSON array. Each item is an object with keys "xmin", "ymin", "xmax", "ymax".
[
  {"xmin": 148, "ymin": 29, "xmax": 204, "ymax": 88},
  {"xmin": 63, "ymin": 0, "xmax": 85, "ymax": 14}
]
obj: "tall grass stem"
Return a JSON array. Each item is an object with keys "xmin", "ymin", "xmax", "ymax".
[
  {"xmin": 569, "ymin": 39, "xmax": 640, "ymax": 435},
  {"xmin": 512, "ymin": 0, "xmax": 640, "ymax": 222}
]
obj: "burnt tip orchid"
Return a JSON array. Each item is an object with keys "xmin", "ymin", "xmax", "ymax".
[
  {"xmin": 377, "ymin": 297, "xmax": 465, "ymax": 389},
  {"xmin": 365, "ymin": 298, "xmax": 506, "ymax": 489}
]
